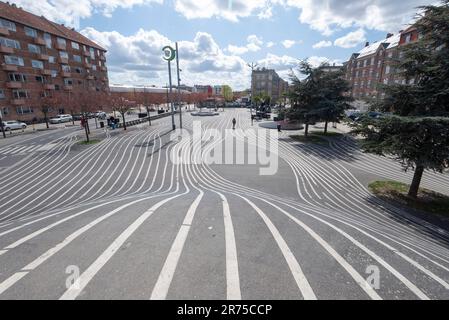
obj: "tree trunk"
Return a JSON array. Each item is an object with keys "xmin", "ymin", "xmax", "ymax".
[
  {"xmin": 84, "ymin": 117, "xmax": 90, "ymax": 143},
  {"xmin": 408, "ymin": 165, "xmax": 425, "ymax": 199},
  {"xmin": 122, "ymin": 113, "xmax": 127, "ymax": 130},
  {"xmin": 44, "ymin": 112, "xmax": 49, "ymax": 129},
  {"xmin": 305, "ymin": 123, "xmax": 309, "ymax": 137},
  {"xmin": 0, "ymin": 117, "xmax": 6, "ymax": 138},
  {"xmin": 324, "ymin": 120, "xmax": 328, "ymax": 135}
]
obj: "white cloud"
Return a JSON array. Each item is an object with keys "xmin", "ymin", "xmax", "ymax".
[
  {"xmin": 334, "ymin": 28, "xmax": 366, "ymax": 48},
  {"xmin": 306, "ymin": 56, "xmax": 343, "ymax": 68},
  {"xmin": 312, "ymin": 40, "xmax": 332, "ymax": 49},
  {"xmin": 173, "ymin": 0, "xmax": 270, "ymax": 22},
  {"xmin": 285, "ymin": 0, "xmax": 430, "ymax": 35},
  {"xmin": 282, "ymin": 40, "xmax": 296, "ymax": 49},
  {"xmin": 174, "ymin": 0, "xmax": 431, "ymax": 36},
  {"xmin": 81, "ymin": 27, "xmax": 253, "ymax": 89},
  {"xmin": 8, "ymin": 0, "xmax": 162, "ymax": 28},
  {"xmin": 266, "ymin": 41, "xmax": 275, "ymax": 48},
  {"xmin": 226, "ymin": 34, "xmax": 263, "ymax": 55},
  {"xmin": 227, "ymin": 45, "xmax": 249, "ymax": 55}
]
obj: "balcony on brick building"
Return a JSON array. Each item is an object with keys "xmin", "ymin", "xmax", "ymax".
[
  {"xmin": 63, "ymin": 85, "xmax": 73, "ymax": 91},
  {"xmin": 11, "ymin": 99, "xmax": 26, "ymax": 105},
  {"xmin": 86, "ymin": 75, "xmax": 94, "ymax": 80},
  {"xmin": 2, "ymin": 64, "xmax": 18, "ymax": 72},
  {"xmin": 61, "ymin": 72, "xmax": 71, "ymax": 78},
  {"xmin": 37, "ymin": 54, "xmax": 50, "ymax": 61},
  {"xmin": 55, "ymin": 43, "xmax": 66, "ymax": 50},
  {"xmin": 6, "ymin": 82, "xmax": 22, "ymax": 89},
  {"xmin": 59, "ymin": 57, "xmax": 69, "ymax": 64},
  {"xmin": 34, "ymin": 37, "xmax": 46, "ymax": 45},
  {"xmin": 41, "ymin": 69, "xmax": 52, "ymax": 76},
  {"xmin": 0, "ymin": 45, "xmax": 14, "ymax": 54},
  {"xmin": 0, "ymin": 27, "xmax": 9, "ymax": 36},
  {"xmin": 84, "ymin": 62, "xmax": 92, "ymax": 69},
  {"xmin": 44, "ymin": 84, "xmax": 55, "ymax": 90}
]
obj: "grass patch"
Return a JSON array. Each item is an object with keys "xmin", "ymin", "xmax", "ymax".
[
  {"xmin": 369, "ymin": 180, "xmax": 449, "ymax": 217},
  {"xmin": 77, "ymin": 139, "xmax": 101, "ymax": 145},
  {"xmin": 310, "ymin": 131, "xmax": 344, "ymax": 137},
  {"xmin": 290, "ymin": 135, "xmax": 328, "ymax": 145}
]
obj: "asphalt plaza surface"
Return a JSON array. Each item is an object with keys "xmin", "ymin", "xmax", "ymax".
[{"xmin": 0, "ymin": 108, "xmax": 448, "ymax": 300}]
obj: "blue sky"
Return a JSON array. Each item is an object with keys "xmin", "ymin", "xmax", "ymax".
[{"xmin": 11, "ymin": 0, "xmax": 436, "ymax": 90}]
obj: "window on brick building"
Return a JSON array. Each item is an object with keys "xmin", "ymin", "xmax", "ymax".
[
  {"xmin": 0, "ymin": 18, "xmax": 16, "ymax": 31},
  {"xmin": 73, "ymin": 55, "xmax": 82, "ymax": 63},
  {"xmin": 28, "ymin": 43, "xmax": 41, "ymax": 54},
  {"xmin": 24, "ymin": 26, "xmax": 37, "ymax": 38},
  {"xmin": 62, "ymin": 65, "xmax": 71, "ymax": 72},
  {"xmin": 71, "ymin": 42, "xmax": 80, "ymax": 50},
  {"xmin": 60, "ymin": 51, "xmax": 69, "ymax": 59},
  {"xmin": 405, "ymin": 34, "xmax": 412, "ymax": 43},
  {"xmin": 2, "ymin": 107, "xmax": 9, "ymax": 115},
  {"xmin": 51, "ymin": 70, "xmax": 58, "ymax": 78},
  {"xmin": 12, "ymin": 89, "xmax": 29, "ymax": 99},
  {"xmin": 16, "ymin": 106, "xmax": 34, "ymax": 114},
  {"xmin": 48, "ymin": 56, "xmax": 56, "ymax": 63},
  {"xmin": 64, "ymin": 78, "xmax": 73, "ymax": 86},
  {"xmin": 9, "ymin": 73, "xmax": 26, "ymax": 82},
  {"xmin": 4, "ymin": 55, "xmax": 24, "ymax": 66},
  {"xmin": 0, "ymin": 37, "xmax": 20, "ymax": 49},
  {"xmin": 44, "ymin": 33, "xmax": 52, "ymax": 48},
  {"xmin": 0, "ymin": 90, "xmax": 5, "ymax": 99},
  {"xmin": 31, "ymin": 60, "xmax": 44, "ymax": 69},
  {"xmin": 57, "ymin": 37, "xmax": 66, "ymax": 47},
  {"xmin": 385, "ymin": 65, "xmax": 391, "ymax": 74},
  {"xmin": 35, "ymin": 75, "xmax": 44, "ymax": 83}
]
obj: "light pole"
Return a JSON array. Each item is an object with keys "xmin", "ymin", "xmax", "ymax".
[
  {"xmin": 163, "ymin": 46, "xmax": 176, "ymax": 131},
  {"xmin": 247, "ymin": 62, "xmax": 258, "ymax": 126},
  {"xmin": 175, "ymin": 42, "xmax": 183, "ymax": 129}
]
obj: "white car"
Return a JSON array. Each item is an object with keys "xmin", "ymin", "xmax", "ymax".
[
  {"xmin": 95, "ymin": 111, "xmax": 107, "ymax": 119},
  {"xmin": 49, "ymin": 114, "xmax": 73, "ymax": 124},
  {"xmin": 1, "ymin": 120, "xmax": 27, "ymax": 131}
]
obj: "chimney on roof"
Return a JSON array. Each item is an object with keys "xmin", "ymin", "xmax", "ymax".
[
  {"xmin": 386, "ymin": 33, "xmax": 394, "ymax": 38},
  {"xmin": 11, "ymin": 3, "xmax": 16, "ymax": 7},
  {"xmin": 365, "ymin": 42, "xmax": 370, "ymax": 47}
]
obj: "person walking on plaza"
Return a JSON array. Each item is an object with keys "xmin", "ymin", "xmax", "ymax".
[{"xmin": 232, "ymin": 118, "xmax": 236, "ymax": 130}]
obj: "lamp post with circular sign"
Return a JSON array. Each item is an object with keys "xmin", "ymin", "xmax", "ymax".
[{"xmin": 163, "ymin": 45, "xmax": 176, "ymax": 131}]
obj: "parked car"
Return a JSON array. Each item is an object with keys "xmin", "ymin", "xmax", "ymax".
[
  {"xmin": 1, "ymin": 120, "xmax": 27, "ymax": 131},
  {"xmin": 94, "ymin": 111, "xmax": 107, "ymax": 119},
  {"xmin": 49, "ymin": 114, "xmax": 73, "ymax": 124}
]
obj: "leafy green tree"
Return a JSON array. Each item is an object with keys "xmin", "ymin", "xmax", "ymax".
[
  {"xmin": 222, "ymin": 85, "xmax": 234, "ymax": 102},
  {"xmin": 352, "ymin": 0, "xmax": 449, "ymax": 198},
  {"xmin": 287, "ymin": 61, "xmax": 351, "ymax": 136},
  {"xmin": 313, "ymin": 67, "xmax": 353, "ymax": 134}
]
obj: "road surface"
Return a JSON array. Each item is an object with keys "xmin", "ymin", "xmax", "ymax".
[{"xmin": 0, "ymin": 108, "xmax": 448, "ymax": 300}]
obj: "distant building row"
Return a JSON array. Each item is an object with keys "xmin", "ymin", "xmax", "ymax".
[
  {"xmin": 0, "ymin": 2, "xmax": 109, "ymax": 121},
  {"xmin": 344, "ymin": 26, "xmax": 420, "ymax": 102},
  {"xmin": 251, "ymin": 68, "xmax": 288, "ymax": 104}
]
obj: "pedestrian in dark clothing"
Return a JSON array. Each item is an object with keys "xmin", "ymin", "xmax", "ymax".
[
  {"xmin": 232, "ymin": 118, "xmax": 236, "ymax": 130},
  {"xmin": 277, "ymin": 123, "xmax": 282, "ymax": 132}
]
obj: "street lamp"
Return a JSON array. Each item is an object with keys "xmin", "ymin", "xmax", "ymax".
[
  {"xmin": 247, "ymin": 62, "xmax": 258, "ymax": 126},
  {"xmin": 162, "ymin": 45, "xmax": 176, "ymax": 131}
]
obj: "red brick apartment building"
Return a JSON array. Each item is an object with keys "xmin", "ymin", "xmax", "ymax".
[
  {"xmin": 344, "ymin": 29, "xmax": 419, "ymax": 102},
  {"xmin": 0, "ymin": 1, "xmax": 109, "ymax": 122}
]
